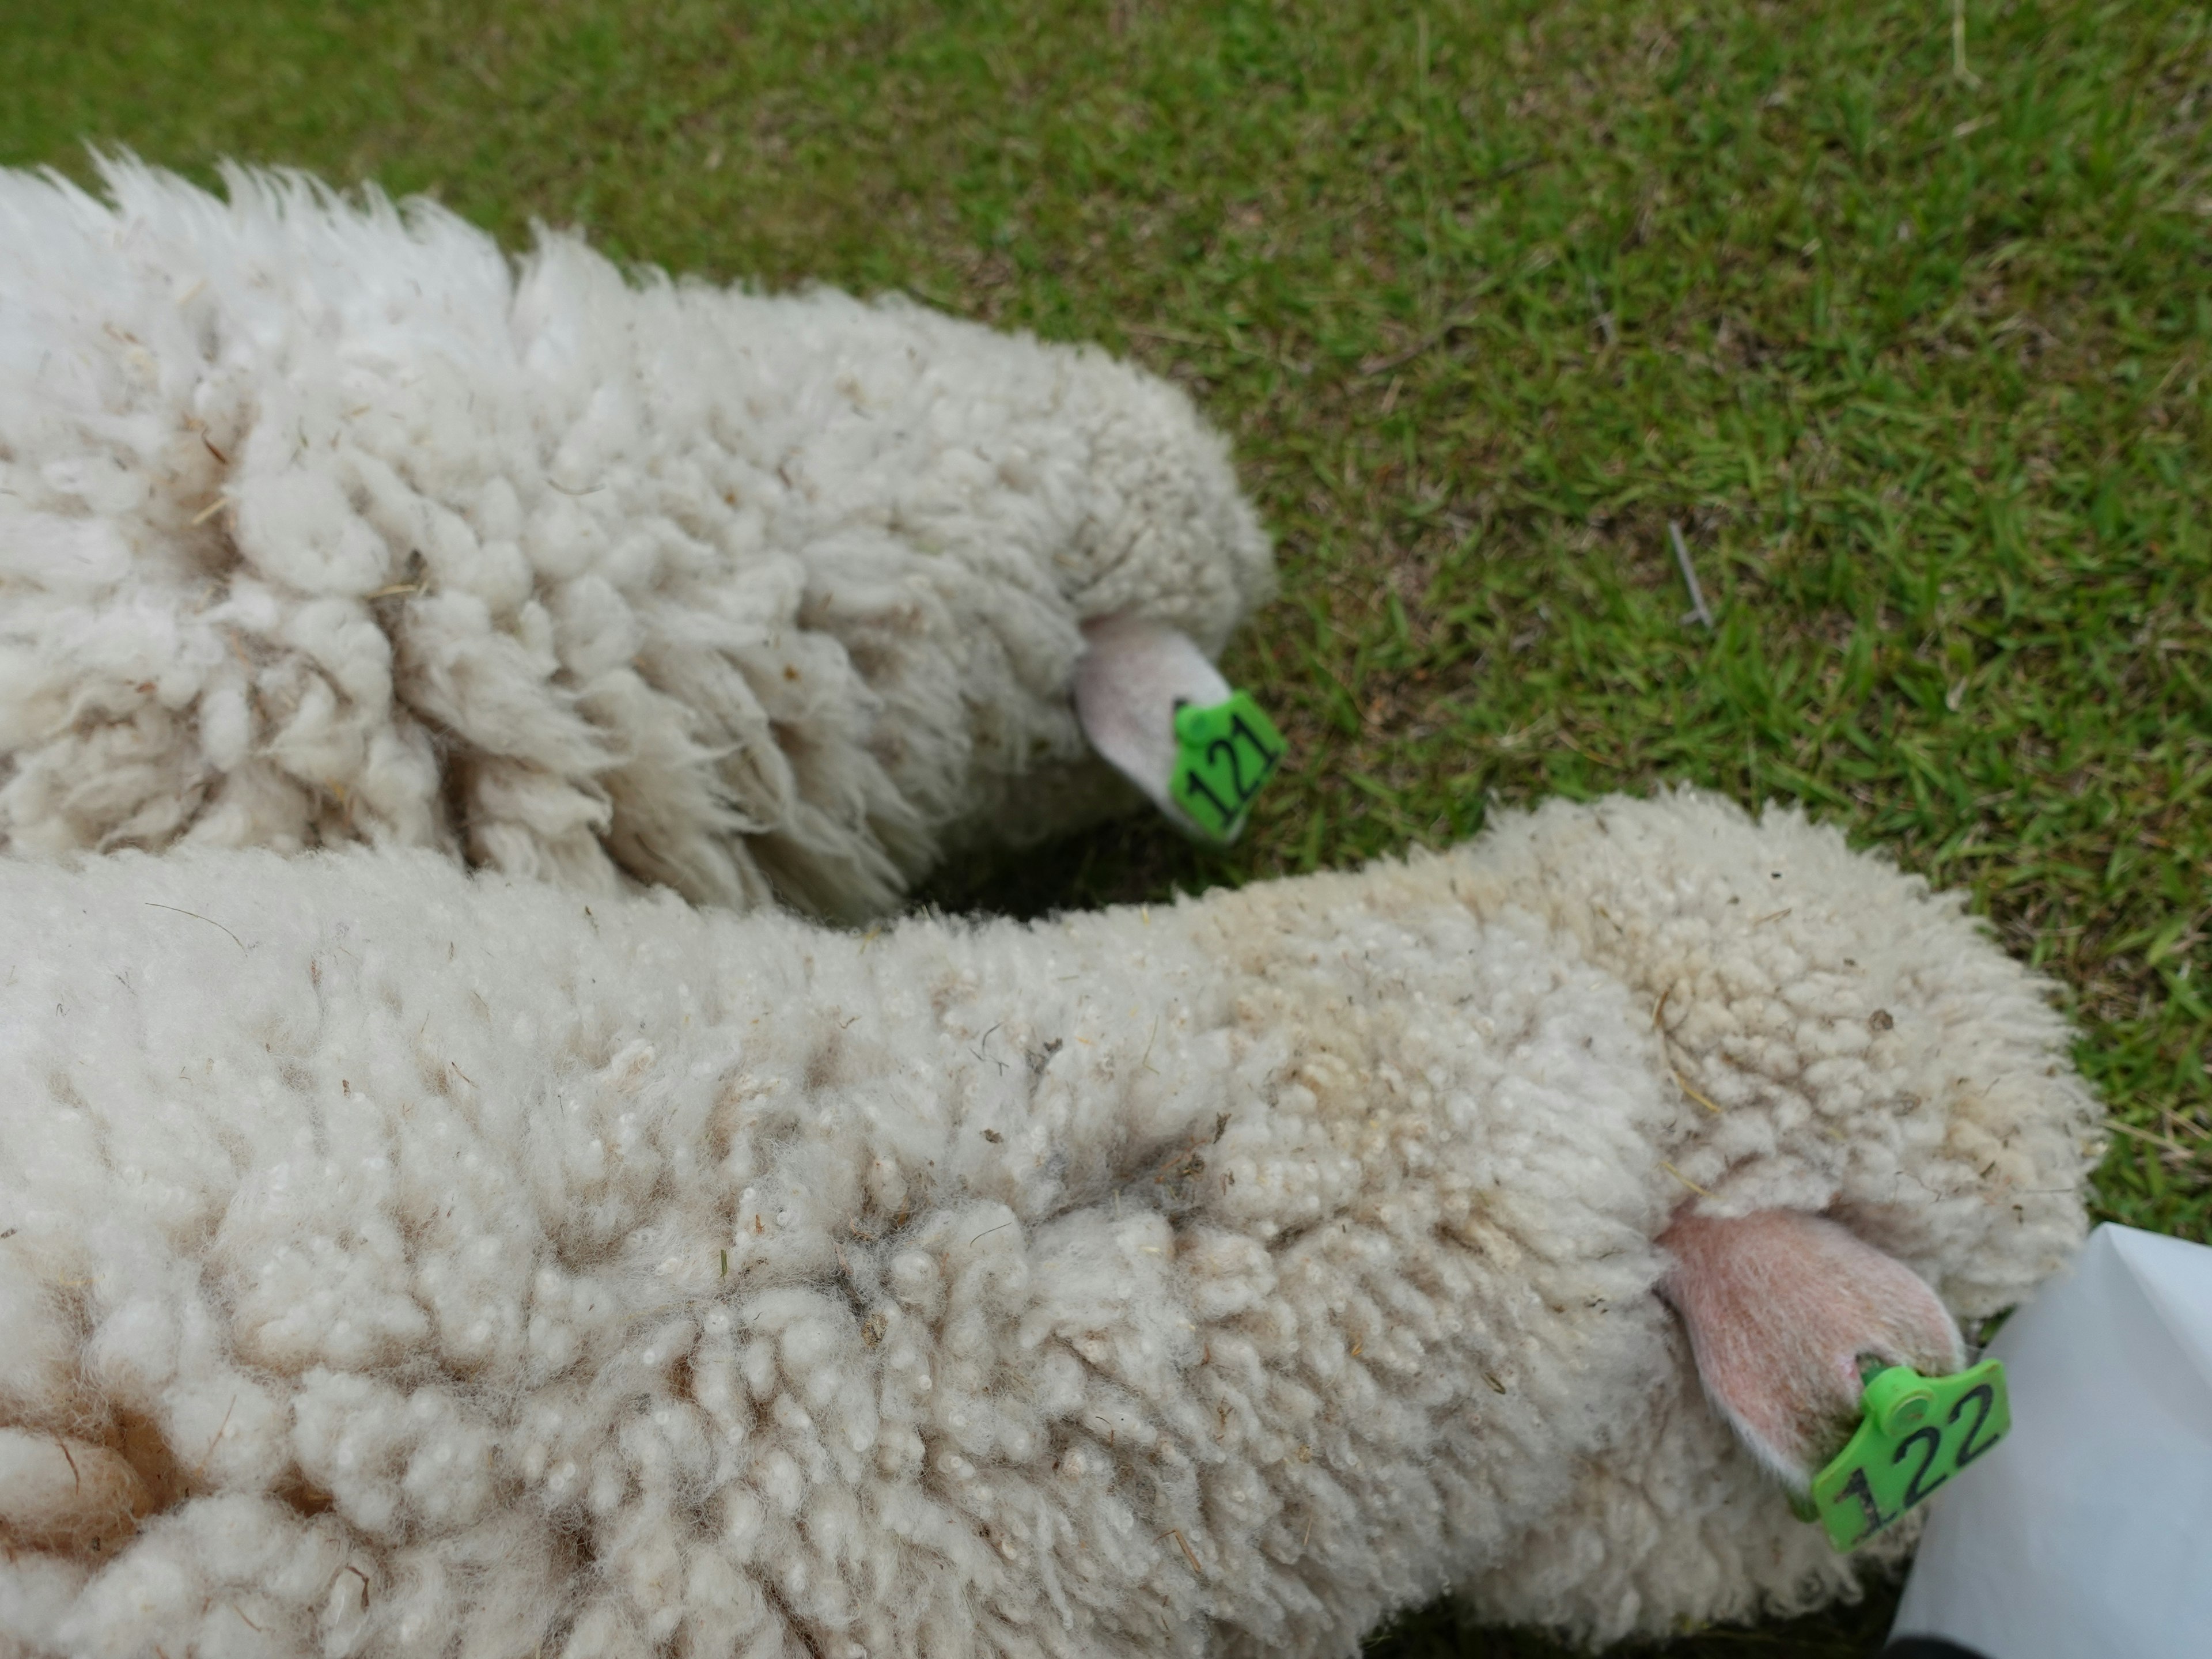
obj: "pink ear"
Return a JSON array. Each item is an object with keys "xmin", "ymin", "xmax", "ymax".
[
  {"xmin": 1074, "ymin": 617, "xmax": 1232, "ymax": 825},
  {"xmin": 1659, "ymin": 1208, "xmax": 1967, "ymax": 1488}
]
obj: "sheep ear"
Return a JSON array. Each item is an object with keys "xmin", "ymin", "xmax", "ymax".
[
  {"xmin": 1658, "ymin": 1207, "xmax": 1967, "ymax": 1490},
  {"xmin": 1075, "ymin": 617, "xmax": 1232, "ymax": 827}
]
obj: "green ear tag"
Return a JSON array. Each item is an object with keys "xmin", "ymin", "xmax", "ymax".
[
  {"xmin": 1805, "ymin": 1359, "xmax": 2011, "ymax": 1551},
  {"xmin": 1169, "ymin": 691, "xmax": 1286, "ymax": 842}
]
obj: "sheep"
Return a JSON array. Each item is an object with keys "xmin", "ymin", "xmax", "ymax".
[
  {"xmin": 0, "ymin": 158, "xmax": 1274, "ymax": 919},
  {"xmin": 0, "ymin": 789, "xmax": 2100, "ymax": 1658}
]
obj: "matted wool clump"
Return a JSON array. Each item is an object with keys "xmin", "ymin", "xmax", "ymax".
[
  {"xmin": 0, "ymin": 791, "xmax": 2099, "ymax": 1657},
  {"xmin": 0, "ymin": 159, "xmax": 1272, "ymax": 918}
]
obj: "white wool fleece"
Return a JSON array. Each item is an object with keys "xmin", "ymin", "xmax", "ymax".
[
  {"xmin": 0, "ymin": 158, "xmax": 1272, "ymax": 918},
  {"xmin": 0, "ymin": 791, "xmax": 2100, "ymax": 1657}
]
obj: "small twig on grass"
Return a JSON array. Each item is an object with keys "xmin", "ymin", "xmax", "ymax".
[
  {"xmin": 1123, "ymin": 323, "xmax": 1217, "ymax": 350},
  {"xmin": 1951, "ymin": 0, "xmax": 1982, "ymax": 87},
  {"xmin": 1558, "ymin": 733, "xmax": 1623, "ymax": 769},
  {"xmin": 1668, "ymin": 521, "xmax": 1716, "ymax": 630},
  {"xmin": 1124, "ymin": 323, "xmax": 1309, "ymax": 374},
  {"xmin": 2102, "ymin": 1118, "xmax": 2206, "ymax": 1164},
  {"xmin": 1585, "ymin": 274, "xmax": 1617, "ymax": 346},
  {"xmin": 1476, "ymin": 154, "xmax": 1544, "ymax": 189},
  {"xmin": 1358, "ymin": 311, "xmax": 1482, "ymax": 377}
]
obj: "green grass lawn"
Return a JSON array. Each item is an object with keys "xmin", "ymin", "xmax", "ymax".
[{"xmin": 6, "ymin": 1, "xmax": 2207, "ymax": 1652}]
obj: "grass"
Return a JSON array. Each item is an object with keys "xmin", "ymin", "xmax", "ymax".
[{"xmin": 6, "ymin": 0, "xmax": 2208, "ymax": 1652}]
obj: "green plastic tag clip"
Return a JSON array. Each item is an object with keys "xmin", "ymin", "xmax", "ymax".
[
  {"xmin": 1802, "ymin": 1358, "xmax": 2011, "ymax": 1551},
  {"xmin": 1169, "ymin": 691, "xmax": 1286, "ymax": 843}
]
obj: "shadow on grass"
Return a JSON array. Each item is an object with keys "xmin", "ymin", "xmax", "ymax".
[{"xmin": 912, "ymin": 810, "xmax": 1241, "ymax": 923}]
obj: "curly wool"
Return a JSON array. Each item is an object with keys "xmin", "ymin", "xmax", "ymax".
[
  {"xmin": 0, "ymin": 791, "xmax": 2100, "ymax": 1657},
  {"xmin": 0, "ymin": 158, "xmax": 1272, "ymax": 918}
]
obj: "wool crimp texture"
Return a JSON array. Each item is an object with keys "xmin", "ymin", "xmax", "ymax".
[
  {"xmin": 0, "ymin": 159, "xmax": 1272, "ymax": 918},
  {"xmin": 0, "ymin": 791, "xmax": 2099, "ymax": 1657}
]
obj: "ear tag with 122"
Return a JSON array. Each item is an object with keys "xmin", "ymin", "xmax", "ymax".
[{"xmin": 1800, "ymin": 1359, "xmax": 2010, "ymax": 1551}]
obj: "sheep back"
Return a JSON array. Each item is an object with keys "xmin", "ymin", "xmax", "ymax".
[
  {"xmin": 0, "ymin": 790, "xmax": 2096, "ymax": 1655},
  {"xmin": 0, "ymin": 159, "xmax": 1272, "ymax": 919}
]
